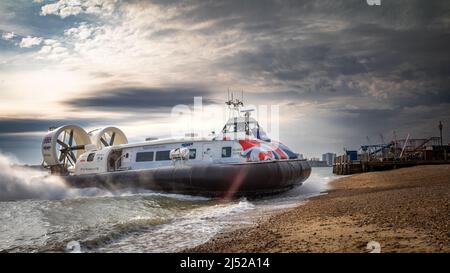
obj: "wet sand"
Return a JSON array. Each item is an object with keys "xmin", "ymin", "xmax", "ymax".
[{"xmin": 188, "ymin": 165, "xmax": 450, "ymax": 253}]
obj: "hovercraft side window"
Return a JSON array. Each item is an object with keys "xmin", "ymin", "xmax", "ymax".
[
  {"xmin": 87, "ymin": 153, "xmax": 95, "ymax": 162},
  {"xmin": 156, "ymin": 150, "xmax": 171, "ymax": 161},
  {"xmin": 136, "ymin": 151, "xmax": 154, "ymax": 162},
  {"xmin": 189, "ymin": 149, "xmax": 196, "ymax": 159},
  {"xmin": 223, "ymin": 124, "xmax": 236, "ymax": 133},
  {"xmin": 222, "ymin": 147, "xmax": 232, "ymax": 158}
]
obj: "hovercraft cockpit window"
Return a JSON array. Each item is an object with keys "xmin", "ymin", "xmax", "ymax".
[
  {"xmin": 222, "ymin": 147, "xmax": 232, "ymax": 157},
  {"xmin": 224, "ymin": 124, "xmax": 236, "ymax": 133},
  {"xmin": 136, "ymin": 151, "xmax": 154, "ymax": 162},
  {"xmin": 87, "ymin": 153, "xmax": 95, "ymax": 162},
  {"xmin": 156, "ymin": 150, "xmax": 171, "ymax": 161},
  {"xmin": 189, "ymin": 149, "xmax": 196, "ymax": 159}
]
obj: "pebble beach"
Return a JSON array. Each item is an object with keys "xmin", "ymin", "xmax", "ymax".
[{"xmin": 189, "ymin": 165, "xmax": 450, "ymax": 253}]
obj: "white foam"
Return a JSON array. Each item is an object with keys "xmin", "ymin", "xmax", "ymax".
[
  {"xmin": 95, "ymin": 198, "xmax": 256, "ymax": 252},
  {"xmin": 117, "ymin": 190, "xmax": 211, "ymax": 201},
  {"xmin": 0, "ymin": 152, "xmax": 111, "ymax": 201},
  {"xmin": 0, "ymin": 152, "xmax": 212, "ymax": 202}
]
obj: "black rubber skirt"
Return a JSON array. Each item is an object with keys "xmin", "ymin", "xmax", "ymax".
[{"xmin": 63, "ymin": 159, "xmax": 311, "ymax": 198}]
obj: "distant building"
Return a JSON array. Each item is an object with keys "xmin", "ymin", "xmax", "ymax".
[
  {"xmin": 308, "ymin": 157, "xmax": 328, "ymax": 167},
  {"xmin": 322, "ymin": 153, "xmax": 336, "ymax": 166}
]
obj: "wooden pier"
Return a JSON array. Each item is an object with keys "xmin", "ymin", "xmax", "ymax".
[{"xmin": 333, "ymin": 155, "xmax": 450, "ymax": 175}]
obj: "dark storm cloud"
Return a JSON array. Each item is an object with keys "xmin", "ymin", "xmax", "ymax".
[
  {"xmin": 0, "ymin": 119, "xmax": 88, "ymax": 164},
  {"xmin": 332, "ymin": 105, "xmax": 450, "ymax": 140},
  {"xmin": 66, "ymin": 87, "xmax": 216, "ymax": 110},
  {"xmin": 166, "ymin": 0, "xmax": 450, "ymax": 29},
  {"xmin": 219, "ymin": 22, "xmax": 450, "ymax": 83},
  {"xmin": 0, "ymin": 117, "xmax": 125, "ymax": 134},
  {"xmin": 133, "ymin": 0, "xmax": 450, "ymax": 113},
  {"xmin": 0, "ymin": 118, "xmax": 90, "ymax": 134},
  {"xmin": 184, "ymin": 0, "xmax": 450, "ymax": 117},
  {"xmin": 334, "ymin": 108, "xmax": 398, "ymax": 128},
  {"xmin": 339, "ymin": 24, "xmax": 450, "ymax": 77}
]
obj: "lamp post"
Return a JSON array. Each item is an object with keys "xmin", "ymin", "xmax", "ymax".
[{"xmin": 439, "ymin": 121, "xmax": 446, "ymax": 160}]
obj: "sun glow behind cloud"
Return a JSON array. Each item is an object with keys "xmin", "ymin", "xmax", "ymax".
[{"xmin": 1, "ymin": 69, "xmax": 92, "ymax": 117}]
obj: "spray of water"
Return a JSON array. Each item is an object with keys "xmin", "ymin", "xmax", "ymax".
[
  {"xmin": 0, "ymin": 152, "xmax": 212, "ymax": 202},
  {"xmin": 0, "ymin": 153, "xmax": 106, "ymax": 201}
]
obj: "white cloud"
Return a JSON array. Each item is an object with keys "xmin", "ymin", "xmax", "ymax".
[
  {"xmin": 40, "ymin": 3, "xmax": 60, "ymax": 16},
  {"xmin": 52, "ymin": 46, "xmax": 68, "ymax": 54},
  {"xmin": 1, "ymin": 32, "xmax": 15, "ymax": 40},
  {"xmin": 37, "ymin": 39, "xmax": 68, "ymax": 60},
  {"xmin": 64, "ymin": 23, "xmax": 95, "ymax": 40},
  {"xmin": 51, "ymin": 2, "xmax": 247, "ymax": 87},
  {"xmin": 44, "ymin": 39, "xmax": 59, "ymax": 45},
  {"xmin": 39, "ymin": 45, "xmax": 53, "ymax": 54},
  {"xmin": 19, "ymin": 36, "xmax": 43, "ymax": 48},
  {"xmin": 40, "ymin": 0, "xmax": 117, "ymax": 18},
  {"xmin": 59, "ymin": 6, "xmax": 83, "ymax": 18}
]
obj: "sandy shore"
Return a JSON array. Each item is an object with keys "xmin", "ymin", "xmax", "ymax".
[{"xmin": 188, "ymin": 165, "xmax": 450, "ymax": 253}]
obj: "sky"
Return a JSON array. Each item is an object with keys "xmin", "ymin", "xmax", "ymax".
[{"xmin": 0, "ymin": 0, "xmax": 449, "ymax": 164}]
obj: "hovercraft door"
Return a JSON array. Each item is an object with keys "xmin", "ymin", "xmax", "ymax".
[{"xmin": 202, "ymin": 144, "xmax": 217, "ymax": 162}]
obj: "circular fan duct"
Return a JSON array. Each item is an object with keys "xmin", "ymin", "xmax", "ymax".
[
  {"xmin": 89, "ymin": 127, "xmax": 128, "ymax": 149},
  {"xmin": 42, "ymin": 125, "xmax": 92, "ymax": 168}
]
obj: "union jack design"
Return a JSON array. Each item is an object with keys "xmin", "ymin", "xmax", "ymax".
[{"xmin": 239, "ymin": 139, "xmax": 297, "ymax": 162}]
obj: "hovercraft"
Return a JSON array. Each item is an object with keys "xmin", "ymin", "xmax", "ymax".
[{"xmin": 41, "ymin": 96, "xmax": 311, "ymax": 198}]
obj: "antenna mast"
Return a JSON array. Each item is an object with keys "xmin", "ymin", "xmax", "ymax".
[{"xmin": 225, "ymin": 90, "xmax": 244, "ymax": 118}]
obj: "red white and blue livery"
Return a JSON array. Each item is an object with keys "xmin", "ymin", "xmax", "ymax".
[{"xmin": 41, "ymin": 96, "xmax": 311, "ymax": 197}]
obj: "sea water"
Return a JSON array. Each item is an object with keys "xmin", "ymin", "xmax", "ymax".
[{"xmin": 0, "ymin": 160, "xmax": 337, "ymax": 253}]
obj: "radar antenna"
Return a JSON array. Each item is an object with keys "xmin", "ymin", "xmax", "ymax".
[{"xmin": 225, "ymin": 90, "xmax": 244, "ymax": 118}]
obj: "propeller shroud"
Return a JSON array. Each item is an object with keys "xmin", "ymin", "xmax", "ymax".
[
  {"xmin": 88, "ymin": 127, "xmax": 128, "ymax": 149},
  {"xmin": 41, "ymin": 125, "xmax": 92, "ymax": 169}
]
